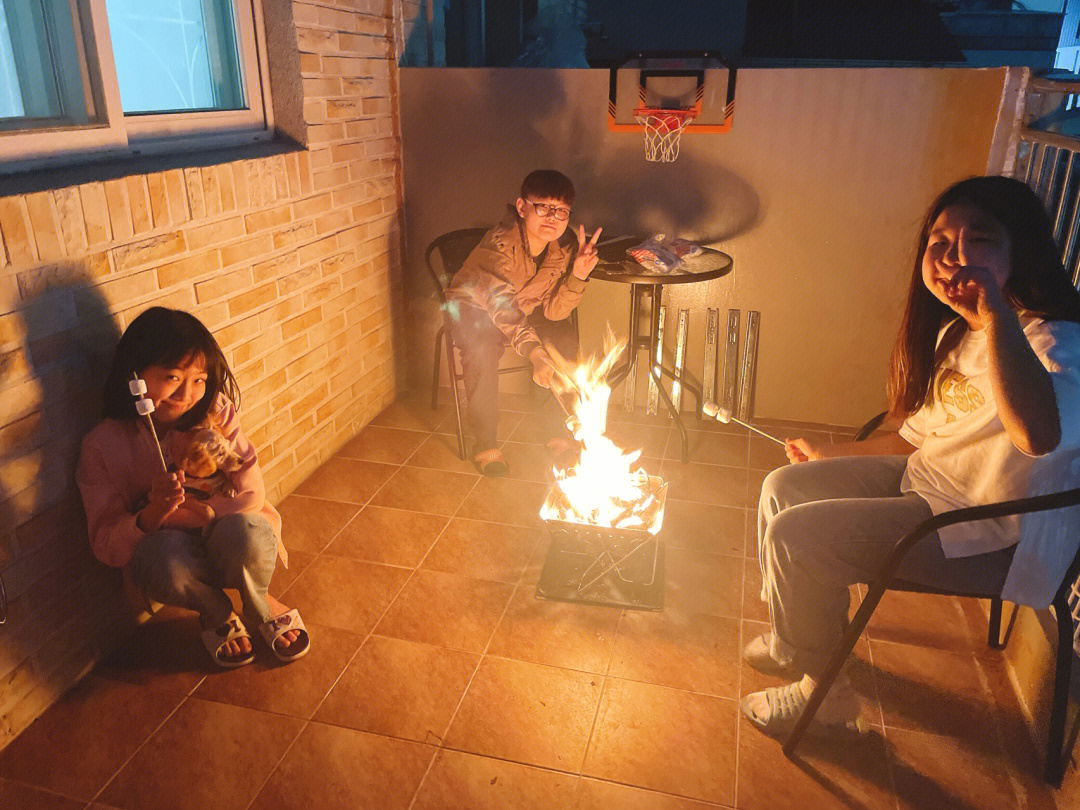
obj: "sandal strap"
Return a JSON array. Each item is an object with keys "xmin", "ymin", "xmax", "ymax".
[{"xmin": 473, "ymin": 448, "xmax": 504, "ymax": 464}]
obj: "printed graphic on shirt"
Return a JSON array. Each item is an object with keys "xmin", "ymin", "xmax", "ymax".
[{"xmin": 933, "ymin": 368, "xmax": 986, "ymax": 423}]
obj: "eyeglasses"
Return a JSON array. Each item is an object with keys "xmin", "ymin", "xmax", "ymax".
[{"xmin": 524, "ymin": 200, "xmax": 572, "ymax": 221}]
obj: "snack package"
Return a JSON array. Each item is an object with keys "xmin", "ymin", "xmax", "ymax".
[
  {"xmin": 664, "ymin": 235, "xmax": 703, "ymax": 259},
  {"xmin": 626, "ymin": 234, "xmax": 682, "ymax": 273},
  {"xmin": 626, "ymin": 233, "xmax": 705, "ymax": 273}
]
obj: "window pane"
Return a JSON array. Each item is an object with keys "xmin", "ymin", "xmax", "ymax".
[
  {"xmin": 0, "ymin": 0, "xmax": 72, "ymax": 127},
  {"xmin": 106, "ymin": 0, "xmax": 246, "ymax": 115},
  {"xmin": 0, "ymin": 2, "xmax": 24, "ymax": 118}
]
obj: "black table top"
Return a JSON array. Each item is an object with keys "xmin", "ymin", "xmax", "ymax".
[{"xmin": 591, "ymin": 236, "xmax": 733, "ymax": 286}]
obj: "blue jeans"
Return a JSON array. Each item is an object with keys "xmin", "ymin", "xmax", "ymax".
[{"xmin": 129, "ymin": 513, "xmax": 278, "ymax": 629}]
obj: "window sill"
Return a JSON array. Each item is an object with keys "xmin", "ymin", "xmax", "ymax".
[{"xmin": 0, "ymin": 134, "xmax": 305, "ymax": 197}]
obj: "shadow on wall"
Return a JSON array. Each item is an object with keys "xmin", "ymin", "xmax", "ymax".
[
  {"xmin": 401, "ymin": 68, "xmax": 761, "ymax": 390},
  {"xmin": 0, "ymin": 276, "xmax": 124, "ymax": 722},
  {"xmin": 403, "ymin": 68, "xmax": 760, "ymax": 296}
]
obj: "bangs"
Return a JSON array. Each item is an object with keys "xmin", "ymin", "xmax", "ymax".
[{"xmin": 520, "ymin": 170, "xmax": 575, "ymax": 206}]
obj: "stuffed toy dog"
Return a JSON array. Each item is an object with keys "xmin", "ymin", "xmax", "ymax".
[{"xmin": 167, "ymin": 420, "xmax": 243, "ymax": 499}]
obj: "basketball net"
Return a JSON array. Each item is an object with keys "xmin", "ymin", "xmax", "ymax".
[{"xmin": 634, "ymin": 108, "xmax": 695, "ymax": 163}]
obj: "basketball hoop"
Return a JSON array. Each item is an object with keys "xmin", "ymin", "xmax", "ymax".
[{"xmin": 634, "ymin": 107, "xmax": 696, "ymax": 163}]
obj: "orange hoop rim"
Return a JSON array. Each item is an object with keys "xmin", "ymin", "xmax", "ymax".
[{"xmin": 632, "ymin": 107, "xmax": 697, "ymax": 123}]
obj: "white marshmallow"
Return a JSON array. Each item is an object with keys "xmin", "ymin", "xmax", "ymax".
[
  {"xmin": 128, "ymin": 378, "xmax": 147, "ymax": 395},
  {"xmin": 135, "ymin": 398, "xmax": 155, "ymax": 415}
]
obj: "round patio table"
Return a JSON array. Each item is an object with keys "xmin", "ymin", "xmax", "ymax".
[{"xmin": 591, "ymin": 237, "xmax": 733, "ymax": 463}]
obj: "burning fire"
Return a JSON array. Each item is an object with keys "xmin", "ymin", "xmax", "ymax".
[{"xmin": 539, "ymin": 328, "xmax": 665, "ymax": 534}]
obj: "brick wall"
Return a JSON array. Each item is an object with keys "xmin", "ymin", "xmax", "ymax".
[{"xmin": 0, "ymin": 0, "xmax": 410, "ymax": 749}]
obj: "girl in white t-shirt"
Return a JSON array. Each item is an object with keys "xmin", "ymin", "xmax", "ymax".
[{"xmin": 741, "ymin": 176, "xmax": 1080, "ymax": 738}]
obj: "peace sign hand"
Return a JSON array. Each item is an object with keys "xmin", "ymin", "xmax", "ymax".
[{"xmin": 571, "ymin": 225, "xmax": 603, "ymax": 280}]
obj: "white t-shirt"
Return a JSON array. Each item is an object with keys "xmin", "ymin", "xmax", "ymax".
[{"xmin": 898, "ymin": 315, "xmax": 1080, "ymax": 607}]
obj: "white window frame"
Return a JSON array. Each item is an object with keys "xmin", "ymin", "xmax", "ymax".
[{"xmin": 0, "ymin": 0, "xmax": 274, "ymax": 173}]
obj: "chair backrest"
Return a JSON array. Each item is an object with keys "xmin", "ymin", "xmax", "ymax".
[{"xmin": 424, "ymin": 228, "xmax": 489, "ymax": 304}]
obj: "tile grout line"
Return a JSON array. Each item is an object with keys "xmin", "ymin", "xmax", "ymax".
[
  {"xmin": 576, "ymin": 606, "xmax": 625, "ymax": 779},
  {"xmin": 405, "ymin": 553, "xmax": 521, "ymax": 810}
]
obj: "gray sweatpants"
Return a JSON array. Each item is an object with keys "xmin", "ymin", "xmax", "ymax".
[
  {"xmin": 757, "ymin": 455, "xmax": 1015, "ymax": 677},
  {"xmin": 130, "ymin": 512, "xmax": 278, "ymax": 630}
]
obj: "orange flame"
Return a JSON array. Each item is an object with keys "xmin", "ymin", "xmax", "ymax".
[{"xmin": 539, "ymin": 327, "xmax": 663, "ymax": 534}]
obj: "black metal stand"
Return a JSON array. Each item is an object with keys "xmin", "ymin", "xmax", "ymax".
[
  {"xmin": 591, "ymin": 241, "xmax": 733, "ymax": 464},
  {"xmin": 536, "ymin": 531, "xmax": 666, "ymax": 610},
  {"xmin": 604, "ymin": 283, "xmax": 703, "ymax": 463}
]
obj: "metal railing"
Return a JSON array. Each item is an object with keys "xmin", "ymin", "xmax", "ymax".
[
  {"xmin": 1015, "ymin": 131, "xmax": 1080, "ymax": 288},
  {"xmin": 1012, "ymin": 83, "xmax": 1080, "ymax": 654}
]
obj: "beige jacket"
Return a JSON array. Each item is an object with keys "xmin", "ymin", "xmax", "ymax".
[{"xmin": 446, "ymin": 213, "xmax": 587, "ymax": 357}]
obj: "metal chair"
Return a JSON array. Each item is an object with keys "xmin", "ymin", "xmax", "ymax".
[
  {"xmin": 424, "ymin": 227, "xmax": 578, "ymax": 460},
  {"xmin": 783, "ymin": 411, "xmax": 1080, "ymax": 786}
]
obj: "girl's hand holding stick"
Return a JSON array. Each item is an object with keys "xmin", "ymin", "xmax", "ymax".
[{"xmin": 129, "ymin": 373, "xmax": 186, "ymax": 532}]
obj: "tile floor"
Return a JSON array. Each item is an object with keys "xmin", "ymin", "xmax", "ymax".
[{"xmin": 0, "ymin": 391, "xmax": 1062, "ymax": 809}]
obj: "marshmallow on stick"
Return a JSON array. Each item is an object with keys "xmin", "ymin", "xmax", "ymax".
[
  {"xmin": 129, "ymin": 374, "xmax": 170, "ymax": 473},
  {"xmin": 702, "ymin": 401, "xmax": 785, "ymax": 445}
]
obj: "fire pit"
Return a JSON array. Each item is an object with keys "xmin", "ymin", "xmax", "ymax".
[
  {"xmin": 537, "ymin": 474, "xmax": 668, "ymax": 609},
  {"xmin": 533, "ymin": 329, "xmax": 670, "ymax": 610}
]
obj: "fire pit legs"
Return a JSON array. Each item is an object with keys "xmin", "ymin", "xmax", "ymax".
[
  {"xmin": 536, "ymin": 475, "xmax": 669, "ymax": 611},
  {"xmin": 576, "ymin": 535, "xmax": 660, "ymax": 593}
]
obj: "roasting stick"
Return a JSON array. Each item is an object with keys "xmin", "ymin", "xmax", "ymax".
[
  {"xmin": 702, "ymin": 400, "xmax": 785, "ymax": 446},
  {"xmin": 129, "ymin": 374, "xmax": 170, "ymax": 473}
]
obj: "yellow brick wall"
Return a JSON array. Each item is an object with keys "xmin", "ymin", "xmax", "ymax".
[{"xmin": 0, "ymin": 0, "xmax": 413, "ymax": 748}]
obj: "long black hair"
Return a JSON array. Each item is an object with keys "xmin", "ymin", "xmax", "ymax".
[
  {"xmin": 102, "ymin": 307, "xmax": 239, "ymax": 431},
  {"xmin": 887, "ymin": 175, "xmax": 1080, "ymax": 418}
]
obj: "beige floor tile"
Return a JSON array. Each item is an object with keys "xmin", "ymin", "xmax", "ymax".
[
  {"xmin": 456, "ymin": 478, "xmax": 549, "ymax": 528},
  {"xmin": 280, "ymin": 554, "xmax": 410, "ymax": 634},
  {"xmin": 0, "ymin": 778, "xmax": 84, "ymax": 810},
  {"xmin": 93, "ymin": 607, "xmax": 208, "ymax": 691},
  {"xmin": 487, "ymin": 585, "xmax": 621, "ymax": 673},
  {"xmin": 665, "ymin": 547, "xmax": 743, "ymax": 619},
  {"xmin": 659, "ymin": 460, "xmax": 748, "ymax": 508},
  {"xmin": 336, "ymin": 424, "xmax": 427, "ymax": 464},
  {"xmin": 326, "ymin": 505, "xmax": 448, "ymax": 567},
  {"xmin": 574, "ymin": 778, "xmax": 728, "ymax": 809},
  {"xmin": 276, "ymin": 494, "xmax": 360, "ymax": 554},
  {"xmin": 421, "ymin": 518, "xmax": 540, "ymax": 583},
  {"xmin": 374, "ymin": 569, "xmax": 514, "ymax": 652},
  {"xmin": 742, "ymin": 557, "xmax": 770, "ymax": 623},
  {"xmin": 736, "ymin": 723, "xmax": 896, "ymax": 810},
  {"xmin": 747, "ymin": 435, "xmax": 788, "ymax": 470},
  {"xmin": 248, "ymin": 722, "xmax": 435, "ymax": 810},
  {"xmin": 608, "ymin": 609, "xmax": 739, "ymax": 697},
  {"xmin": 660, "ymin": 499, "xmax": 746, "ymax": 557},
  {"xmin": 368, "ymin": 465, "xmax": 478, "ymax": 515},
  {"xmin": 412, "ymin": 749, "xmax": 578, "ymax": 810},
  {"xmin": 505, "ymin": 410, "xmax": 571, "ymax": 445},
  {"xmin": 668, "ymin": 429, "xmax": 748, "ymax": 467},
  {"xmin": 870, "ymin": 640, "xmax": 1000, "ymax": 746},
  {"xmin": 445, "ymin": 657, "xmax": 602, "ymax": 771},
  {"xmin": 370, "ymin": 396, "xmax": 449, "ymax": 432},
  {"xmin": 405, "ymin": 433, "xmax": 477, "ymax": 475},
  {"xmin": 314, "ymin": 635, "xmax": 478, "ymax": 744},
  {"xmin": 270, "ymin": 549, "xmax": 315, "ymax": 594},
  {"xmin": 867, "ymin": 590, "xmax": 987, "ymax": 652},
  {"xmin": 99, "ymin": 698, "xmax": 303, "ymax": 810},
  {"xmin": 500, "ymin": 440, "xmax": 562, "ymax": 483},
  {"xmin": 193, "ymin": 623, "xmax": 363, "ymax": 718},
  {"xmin": 583, "ymin": 678, "xmax": 737, "ymax": 805},
  {"xmin": 606, "ymin": 421, "xmax": 672, "ymax": 458},
  {"xmin": 0, "ymin": 675, "xmax": 189, "ymax": 803},
  {"xmin": 292, "ymin": 457, "xmax": 396, "ymax": 504},
  {"xmin": 888, "ymin": 726, "xmax": 1019, "ymax": 810}
]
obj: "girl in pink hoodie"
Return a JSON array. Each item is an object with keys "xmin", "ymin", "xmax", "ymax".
[{"xmin": 76, "ymin": 307, "xmax": 309, "ymax": 668}]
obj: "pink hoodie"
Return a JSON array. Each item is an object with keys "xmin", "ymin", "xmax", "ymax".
[{"xmin": 76, "ymin": 396, "xmax": 285, "ymax": 569}]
